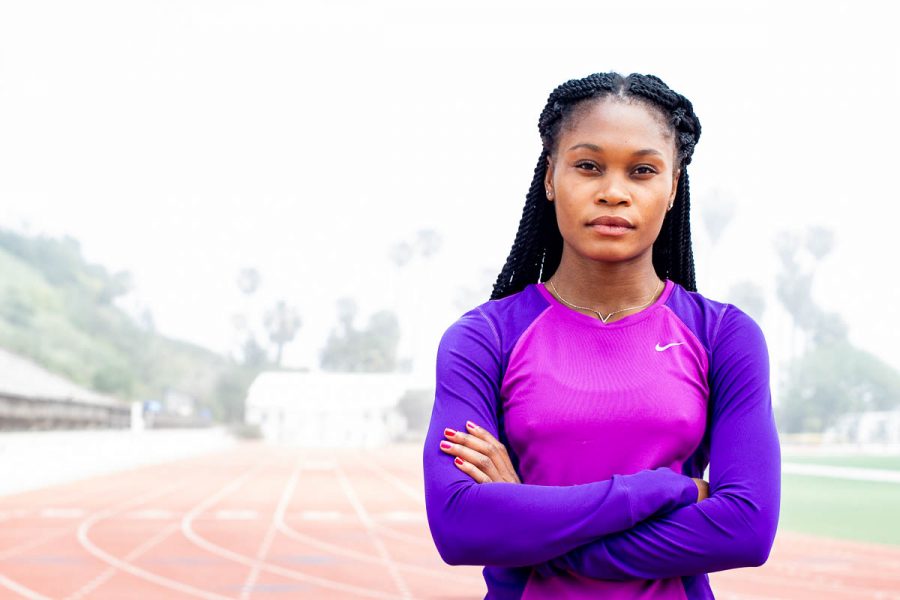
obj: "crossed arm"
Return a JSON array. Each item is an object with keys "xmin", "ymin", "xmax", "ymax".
[
  {"xmin": 424, "ymin": 305, "xmax": 780, "ymax": 578},
  {"xmin": 423, "ymin": 309, "xmax": 702, "ymax": 567}
]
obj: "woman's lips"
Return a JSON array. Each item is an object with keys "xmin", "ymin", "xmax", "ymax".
[{"xmin": 589, "ymin": 224, "xmax": 633, "ymax": 236}]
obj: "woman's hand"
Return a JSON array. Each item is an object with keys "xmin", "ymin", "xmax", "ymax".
[
  {"xmin": 439, "ymin": 421, "xmax": 709, "ymax": 500},
  {"xmin": 692, "ymin": 477, "xmax": 710, "ymax": 502},
  {"xmin": 440, "ymin": 421, "xmax": 521, "ymax": 484}
]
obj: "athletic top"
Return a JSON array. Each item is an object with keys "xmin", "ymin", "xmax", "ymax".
[{"xmin": 422, "ymin": 278, "xmax": 781, "ymax": 599}]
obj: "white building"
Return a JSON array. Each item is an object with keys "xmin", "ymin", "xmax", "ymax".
[
  {"xmin": 823, "ymin": 409, "xmax": 900, "ymax": 446},
  {"xmin": 244, "ymin": 370, "xmax": 434, "ymax": 447}
]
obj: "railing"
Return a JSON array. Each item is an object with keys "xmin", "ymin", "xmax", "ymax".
[{"xmin": 0, "ymin": 390, "xmax": 130, "ymax": 430}]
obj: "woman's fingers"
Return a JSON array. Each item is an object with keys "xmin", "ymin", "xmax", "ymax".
[
  {"xmin": 463, "ymin": 421, "xmax": 521, "ymax": 483},
  {"xmin": 439, "ymin": 436, "xmax": 502, "ymax": 482},
  {"xmin": 440, "ymin": 422, "xmax": 521, "ymax": 484},
  {"xmin": 452, "ymin": 456, "xmax": 491, "ymax": 484}
]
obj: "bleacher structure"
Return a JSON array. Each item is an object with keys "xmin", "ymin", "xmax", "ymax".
[{"xmin": 0, "ymin": 347, "xmax": 130, "ymax": 430}]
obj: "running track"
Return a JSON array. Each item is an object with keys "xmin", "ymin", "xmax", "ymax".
[{"xmin": 0, "ymin": 441, "xmax": 898, "ymax": 599}]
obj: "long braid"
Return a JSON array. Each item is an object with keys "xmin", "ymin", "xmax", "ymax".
[
  {"xmin": 491, "ymin": 149, "xmax": 550, "ymax": 292},
  {"xmin": 491, "ymin": 72, "xmax": 701, "ymax": 300}
]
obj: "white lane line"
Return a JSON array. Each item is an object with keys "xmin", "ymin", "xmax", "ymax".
[
  {"xmin": 0, "ymin": 574, "xmax": 52, "ymax": 600},
  {"xmin": 359, "ymin": 459, "xmax": 424, "ymax": 505},
  {"xmin": 356, "ymin": 455, "xmax": 435, "ymax": 549},
  {"xmin": 77, "ymin": 480, "xmax": 236, "ymax": 600},
  {"xmin": 0, "ymin": 526, "xmax": 73, "ymax": 561},
  {"xmin": 66, "ymin": 522, "xmax": 181, "ymax": 600},
  {"xmin": 378, "ymin": 511, "xmax": 424, "ymax": 523},
  {"xmin": 274, "ymin": 464, "xmax": 478, "ymax": 584},
  {"xmin": 367, "ymin": 523, "xmax": 434, "ymax": 549},
  {"xmin": 213, "ymin": 510, "xmax": 259, "ymax": 520},
  {"xmin": 335, "ymin": 464, "xmax": 412, "ymax": 598},
  {"xmin": 0, "ymin": 481, "xmax": 190, "ymax": 600},
  {"xmin": 39, "ymin": 508, "xmax": 86, "ymax": 519},
  {"xmin": 783, "ymin": 462, "xmax": 900, "ymax": 483},
  {"xmin": 125, "ymin": 509, "xmax": 176, "ymax": 520},
  {"xmin": 240, "ymin": 456, "xmax": 302, "ymax": 600},
  {"xmin": 0, "ymin": 509, "xmax": 30, "ymax": 520},
  {"xmin": 180, "ymin": 457, "xmax": 407, "ymax": 599},
  {"xmin": 297, "ymin": 510, "xmax": 343, "ymax": 521}
]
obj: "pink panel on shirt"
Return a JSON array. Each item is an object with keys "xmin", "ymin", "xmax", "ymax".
[{"xmin": 500, "ymin": 279, "xmax": 709, "ymax": 599}]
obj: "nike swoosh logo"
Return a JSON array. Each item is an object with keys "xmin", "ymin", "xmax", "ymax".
[{"xmin": 655, "ymin": 342, "xmax": 684, "ymax": 351}]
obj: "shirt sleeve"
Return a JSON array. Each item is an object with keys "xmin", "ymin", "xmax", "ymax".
[
  {"xmin": 423, "ymin": 308, "xmax": 701, "ymax": 568},
  {"xmin": 535, "ymin": 305, "xmax": 782, "ymax": 579}
]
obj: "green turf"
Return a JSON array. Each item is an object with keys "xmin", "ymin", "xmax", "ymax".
[
  {"xmin": 780, "ymin": 473, "xmax": 900, "ymax": 546},
  {"xmin": 782, "ymin": 454, "xmax": 900, "ymax": 471}
]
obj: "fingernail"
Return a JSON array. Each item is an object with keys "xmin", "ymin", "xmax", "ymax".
[
  {"xmin": 444, "ymin": 428, "xmax": 456, "ymax": 437},
  {"xmin": 466, "ymin": 421, "xmax": 477, "ymax": 430},
  {"xmin": 455, "ymin": 457, "xmax": 464, "ymax": 466},
  {"xmin": 440, "ymin": 441, "xmax": 452, "ymax": 450}
]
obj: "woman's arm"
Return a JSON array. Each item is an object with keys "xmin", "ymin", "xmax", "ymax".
[
  {"xmin": 424, "ymin": 308, "xmax": 700, "ymax": 568},
  {"xmin": 534, "ymin": 306, "xmax": 781, "ymax": 579}
]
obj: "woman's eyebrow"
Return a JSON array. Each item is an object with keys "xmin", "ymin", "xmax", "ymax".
[{"xmin": 566, "ymin": 143, "xmax": 663, "ymax": 158}]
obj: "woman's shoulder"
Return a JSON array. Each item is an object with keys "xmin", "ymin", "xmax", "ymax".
[
  {"xmin": 440, "ymin": 283, "xmax": 548, "ymax": 352},
  {"xmin": 666, "ymin": 281, "xmax": 766, "ymax": 352}
]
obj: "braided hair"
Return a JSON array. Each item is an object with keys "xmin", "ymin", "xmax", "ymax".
[{"xmin": 490, "ymin": 72, "xmax": 702, "ymax": 300}]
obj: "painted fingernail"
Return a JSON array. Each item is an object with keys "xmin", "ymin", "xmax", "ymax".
[
  {"xmin": 444, "ymin": 428, "xmax": 456, "ymax": 437},
  {"xmin": 466, "ymin": 421, "xmax": 477, "ymax": 430},
  {"xmin": 440, "ymin": 441, "xmax": 452, "ymax": 450},
  {"xmin": 455, "ymin": 457, "xmax": 464, "ymax": 466}
]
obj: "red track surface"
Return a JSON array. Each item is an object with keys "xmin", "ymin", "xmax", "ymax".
[{"xmin": 0, "ymin": 442, "xmax": 898, "ymax": 599}]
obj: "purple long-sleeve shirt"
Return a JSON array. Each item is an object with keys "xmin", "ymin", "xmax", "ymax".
[{"xmin": 422, "ymin": 278, "xmax": 781, "ymax": 599}]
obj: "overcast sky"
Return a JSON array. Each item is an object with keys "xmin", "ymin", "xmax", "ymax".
[{"xmin": 1, "ymin": 1, "xmax": 897, "ymax": 394}]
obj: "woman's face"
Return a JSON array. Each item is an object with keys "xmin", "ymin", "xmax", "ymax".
[{"xmin": 545, "ymin": 97, "xmax": 680, "ymax": 265}]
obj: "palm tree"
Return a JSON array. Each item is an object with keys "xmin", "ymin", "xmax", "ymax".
[{"xmin": 264, "ymin": 300, "xmax": 302, "ymax": 367}]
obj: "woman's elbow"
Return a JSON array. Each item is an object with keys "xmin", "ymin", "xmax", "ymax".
[
  {"xmin": 429, "ymin": 524, "xmax": 482, "ymax": 566},
  {"xmin": 735, "ymin": 513, "xmax": 778, "ymax": 568},
  {"xmin": 746, "ymin": 523, "xmax": 777, "ymax": 567}
]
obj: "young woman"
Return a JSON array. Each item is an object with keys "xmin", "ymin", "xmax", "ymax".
[{"xmin": 422, "ymin": 72, "xmax": 781, "ymax": 599}]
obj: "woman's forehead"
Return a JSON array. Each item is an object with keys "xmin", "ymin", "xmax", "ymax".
[{"xmin": 560, "ymin": 97, "xmax": 674, "ymax": 150}]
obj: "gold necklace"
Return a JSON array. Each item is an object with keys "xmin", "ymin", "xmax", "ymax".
[{"xmin": 548, "ymin": 278, "xmax": 663, "ymax": 323}]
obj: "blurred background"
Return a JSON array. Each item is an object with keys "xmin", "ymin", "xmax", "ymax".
[{"xmin": 0, "ymin": 1, "xmax": 898, "ymax": 598}]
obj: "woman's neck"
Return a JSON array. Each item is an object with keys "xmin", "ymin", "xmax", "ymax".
[{"xmin": 545, "ymin": 247, "xmax": 664, "ymax": 318}]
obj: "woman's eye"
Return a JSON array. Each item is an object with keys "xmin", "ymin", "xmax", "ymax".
[
  {"xmin": 633, "ymin": 165, "xmax": 657, "ymax": 175},
  {"xmin": 575, "ymin": 161, "xmax": 601, "ymax": 172}
]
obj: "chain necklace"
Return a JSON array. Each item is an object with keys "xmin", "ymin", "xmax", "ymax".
[{"xmin": 548, "ymin": 278, "xmax": 663, "ymax": 324}]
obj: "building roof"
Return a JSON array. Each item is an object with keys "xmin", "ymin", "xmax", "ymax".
[{"xmin": 0, "ymin": 347, "xmax": 123, "ymax": 406}]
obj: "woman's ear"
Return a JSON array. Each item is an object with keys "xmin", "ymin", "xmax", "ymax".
[
  {"xmin": 668, "ymin": 168, "xmax": 681, "ymax": 209},
  {"xmin": 544, "ymin": 155, "xmax": 555, "ymax": 201}
]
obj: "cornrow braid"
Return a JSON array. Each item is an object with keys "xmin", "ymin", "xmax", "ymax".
[{"xmin": 490, "ymin": 72, "xmax": 701, "ymax": 301}]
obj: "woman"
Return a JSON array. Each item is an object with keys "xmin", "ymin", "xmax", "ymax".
[{"xmin": 422, "ymin": 72, "xmax": 781, "ymax": 599}]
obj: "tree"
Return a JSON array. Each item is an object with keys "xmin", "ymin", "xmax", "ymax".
[
  {"xmin": 413, "ymin": 228, "xmax": 443, "ymax": 258},
  {"xmin": 264, "ymin": 300, "xmax": 302, "ymax": 366},
  {"xmin": 233, "ymin": 267, "xmax": 263, "ymax": 366},
  {"xmin": 319, "ymin": 298, "xmax": 402, "ymax": 372},
  {"xmin": 237, "ymin": 268, "xmax": 261, "ymax": 295},
  {"xmin": 698, "ymin": 187, "xmax": 737, "ymax": 245},
  {"xmin": 773, "ymin": 224, "xmax": 899, "ymax": 432},
  {"xmin": 777, "ymin": 340, "xmax": 900, "ymax": 433},
  {"xmin": 725, "ymin": 281, "xmax": 766, "ymax": 322},
  {"xmin": 454, "ymin": 266, "xmax": 497, "ymax": 312}
]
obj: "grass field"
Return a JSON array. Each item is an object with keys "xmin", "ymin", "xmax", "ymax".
[
  {"xmin": 780, "ymin": 453, "xmax": 900, "ymax": 546},
  {"xmin": 783, "ymin": 453, "xmax": 900, "ymax": 471}
]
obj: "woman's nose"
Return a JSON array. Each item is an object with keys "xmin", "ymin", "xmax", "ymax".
[{"xmin": 596, "ymin": 181, "xmax": 631, "ymax": 205}]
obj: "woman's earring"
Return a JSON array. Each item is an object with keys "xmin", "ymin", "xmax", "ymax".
[{"xmin": 546, "ymin": 187, "xmax": 553, "ymax": 200}]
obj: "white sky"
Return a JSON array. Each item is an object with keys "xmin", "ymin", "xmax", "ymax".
[{"xmin": 1, "ymin": 1, "xmax": 898, "ymax": 392}]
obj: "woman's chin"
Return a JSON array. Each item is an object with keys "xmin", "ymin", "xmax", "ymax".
[{"xmin": 576, "ymin": 244, "xmax": 645, "ymax": 265}]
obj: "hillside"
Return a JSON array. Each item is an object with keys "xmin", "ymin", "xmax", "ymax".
[{"xmin": 0, "ymin": 228, "xmax": 253, "ymax": 421}]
